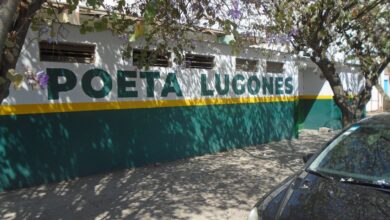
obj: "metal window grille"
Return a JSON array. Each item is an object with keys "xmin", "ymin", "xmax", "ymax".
[
  {"xmin": 185, "ymin": 54, "xmax": 214, "ymax": 69},
  {"xmin": 266, "ymin": 61, "xmax": 284, "ymax": 73},
  {"xmin": 132, "ymin": 49, "xmax": 171, "ymax": 67},
  {"xmin": 236, "ymin": 58, "xmax": 258, "ymax": 72},
  {"xmin": 39, "ymin": 41, "xmax": 95, "ymax": 63}
]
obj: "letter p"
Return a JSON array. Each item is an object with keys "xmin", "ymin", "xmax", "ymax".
[{"xmin": 47, "ymin": 68, "xmax": 77, "ymax": 100}]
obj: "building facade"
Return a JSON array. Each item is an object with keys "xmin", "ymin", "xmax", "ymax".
[{"xmin": 0, "ymin": 23, "xmax": 359, "ymax": 191}]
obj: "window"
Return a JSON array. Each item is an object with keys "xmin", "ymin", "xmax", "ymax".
[
  {"xmin": 236, "ymin": 58, "xmax": 258, "ymax": 72},
  {"xmin": 185, "ymin": 54, "xmax": 214, "ymax": 69},
  {"xmin": 39, "ymin": 41, "xmax": 95, "ymax": 63},
  {"xmin": 132, "ymin": 49, "xmax": 170, "ymax": 67},
  {"xmin": 308, "ymin": 126, "xmax": 390, "ymax": 183},
  {"xmin": 266, "ymin": 61, "xmax": 284, "ymax": 73}
]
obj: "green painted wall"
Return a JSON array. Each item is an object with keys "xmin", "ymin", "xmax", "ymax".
[
  {"xmin": 297, "ymin": 99, "xmax": 342, "ymax": 130},
  {"xmin": 0, "ymin": 102, "xmax": 297, "ymax": 191}
]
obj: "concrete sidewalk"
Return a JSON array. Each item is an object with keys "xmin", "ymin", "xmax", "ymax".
[{"xmin": 0, "ymin": 130, "xmax": 333, "ymax": 220}]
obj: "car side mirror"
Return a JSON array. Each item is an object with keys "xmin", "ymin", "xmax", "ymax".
[{"xmin": 302, "ymin": 153, "xmax": 314, "ymax": 163}]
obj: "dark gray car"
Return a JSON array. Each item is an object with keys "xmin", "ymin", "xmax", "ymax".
[{"xmin": 248, "ymin": 113, "xmax": 390, "ymax": 220}]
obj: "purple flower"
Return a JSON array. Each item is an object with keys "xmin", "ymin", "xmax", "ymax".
[
  {"xmin": 39, "ymin": 26, "xmax": 50, "ymax": 34},
  {"xmin": 229, "ymin": 0, "xmax": 241, "ymax": 20},
  {"xmin": 229, "ymin": 9, "xmax": 241, "ymax": 20},
  {"xmin": 36, "ymin": 71, "xmax": 49, "ymax": 89},
  {"xmin": 119, "ymin": 34, "xmax": 128, "ymax": 41},
  {"xmin": 265, "ymin": 32, "xmax": 291, "ymax": 44},
  {"xmin": 104, "ymin": 4, "xmax": 113, "ymax": 12},
  {"xmin": 245, "ymin": 31, "xmax": 252, "ymax": 37},
  {"xmin": 232, "ymin": 0, "xmax": 239, "ymax": 9},
  {"xmin": 289, "ymin": 28, "xmax": 299, "ymax": 38},
  {"xmin": 278, "ymin": 35, "xmax": 289, "ymax": 43}
]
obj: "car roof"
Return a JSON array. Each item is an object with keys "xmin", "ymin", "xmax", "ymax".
[{"xmin": 357, "ymin": 113, "xmax": 390, "ymax": 127}]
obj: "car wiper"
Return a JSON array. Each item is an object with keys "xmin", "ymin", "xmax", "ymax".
[
  {"xmin": 306, "ymin": 169, "xmax": 335, "ymax": 181},
  {"xmin": 340, "ymin": 178, "xmax": 390, "ymax": 190}
]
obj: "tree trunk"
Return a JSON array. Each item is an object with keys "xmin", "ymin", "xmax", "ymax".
[
  {"xmin": 0, "ymin": 0, "xmax": 21, "ymax": 63},
  {"xmin": 0, "ymin": 0, "xmax": 45, "ymax": 104},
  {"xmin": 341, "ymin": 108, "xmax": 353, "ymax": 128},
  {"xmin": 335, "ymin": 95, "xmax": 368, "ymax": 128},
  {"xmin": 0, "ymin": 0, "xmax": 21, "ymax": 102},
  {"xmin": 311, "ymin": 57, "xmax": 369, "ymax": 128},
  {"xmin": 333, "ymin": 92, "xmax": 358, "ymax": 128}
]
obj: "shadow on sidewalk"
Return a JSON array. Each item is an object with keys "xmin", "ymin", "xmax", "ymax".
[{"xmin": 0, "ymin": 131, "xmax": 332, "ymax": 220}]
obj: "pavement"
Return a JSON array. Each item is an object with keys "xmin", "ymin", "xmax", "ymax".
[{"xmin": 0, "ymin": 130, "xmax": 334, "ymax": 220}]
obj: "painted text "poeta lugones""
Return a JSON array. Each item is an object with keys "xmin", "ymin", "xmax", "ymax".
[{"xmin": 47, "ymin": 68, "xmax": 294, "ymax": 100}]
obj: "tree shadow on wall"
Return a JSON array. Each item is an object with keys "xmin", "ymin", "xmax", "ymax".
[{"xmin": 0, "ymin": 99, "xmax": 297, "ymax": 192}]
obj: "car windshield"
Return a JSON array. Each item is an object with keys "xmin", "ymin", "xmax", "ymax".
[{"xmin": 308, "ymin": 124, "xmax": 390, "ymax": 186}]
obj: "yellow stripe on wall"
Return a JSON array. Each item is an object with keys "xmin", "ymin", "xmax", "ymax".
[
  {"xmin": 0, "ymin": 95, "xmax": 334, "ymax": 116},
  {"xmin": 299, "ymin": 95, "xmax": 334, "ymax": 100},
  {"xmin": 0, "ymin": 96, "xmax": 300, "ymax": 116}
]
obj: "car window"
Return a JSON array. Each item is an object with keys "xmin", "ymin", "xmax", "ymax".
[{"xmin": 309, "ymin": 125, "xmax": 390, "ymax": 183}]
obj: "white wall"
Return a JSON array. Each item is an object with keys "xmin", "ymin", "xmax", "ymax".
[
  {"xmin": 298, "ymin": 64, "xmax": 363, "ymax": 97},
  {"xmin": 366, "ymin": 74, "xmax": 388, "ymax": 112},
  {"xmin": 5, "ymin": 24, "xmax": 299, "ymax": 106},
  {"xmin": 10, "ymin": 23, "xmax": 379, "ymax": 110}
]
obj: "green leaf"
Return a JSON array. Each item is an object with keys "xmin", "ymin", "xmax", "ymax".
[
  {"xmin": 134, "ymin": 21, "xmax": 144, "ymax": 38},
  {"xmin": 117, "ymin": 0, "xmax": 126, "ymax": 10},
  {"xmin": 128, "ymin": 34, "xmax": 136, "ymax": 42},
  {"xmin": 86, "ymin": 0, "xmax": 99, "ymax": 8},
  {"xmin": 4, "ymin": 39, "xmax": 15, "ymax": 48},
  {"xmin": 318, "ymin": 30, "xmax": 327, "ymax": 39},
  {"xmin": 46, "ymin": 8, "xmax": 55, "ymax": 16},
  {"xmin": 80, "ymin": 26, "xmax": 87, "ymax": 34},
  {"xmin": 172, "ymin": 8, "xmax": 180, "ymax": 19},
  {"xmin": 94, "ymin": 20, "xmax": 108, "ymax": 32},
  {"xmin": 144, "ymin": 1, "xmax": 157, "ymax": 23},
  {"xmin": 0, "ymin": 77, "xmax": 7, "ymax": 86},
  {"xmin": 66, "ymin": 0, "xmax": 79, "ymax": 11}
]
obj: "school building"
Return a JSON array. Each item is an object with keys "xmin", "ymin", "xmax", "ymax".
[{"xmin": 0, "ymin": 7, "xmax": 386, "ymax": 191}]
